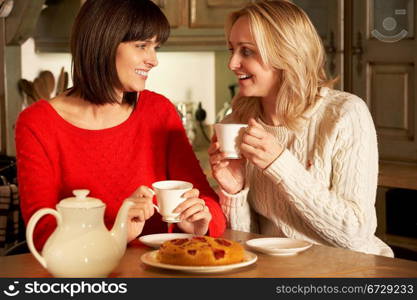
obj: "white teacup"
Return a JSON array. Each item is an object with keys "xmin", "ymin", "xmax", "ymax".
[
  {"xmin": 152, "ymin": 180, "xmax": 193, "ymax": 223},
  {"xmin": 214, "ymin": 123, "xmax": 248, "ymax": 159}
]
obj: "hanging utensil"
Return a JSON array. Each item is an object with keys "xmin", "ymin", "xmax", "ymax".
[
  {"xmin": 56, "ymin": 67, "xmax": 69, "ymax": 96},
  {"xmin": 33, "ymin": 77, "xmax": 49, "ymax": 100},
  {"xmin": 18, "ymin": 79, "xmax": 37, "ymax": 104},
  {"xmin": 39, "ymin": 70, "xmax": 55, "ymax": 98},
  {"xmin": 63, "ymin": 71, "xmax": 69, "ymax": 90}
]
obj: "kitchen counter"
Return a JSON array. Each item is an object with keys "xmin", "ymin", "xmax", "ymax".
[{"xmin": 378, "ymin": 161, "xmax": 417, "ymax": 190}]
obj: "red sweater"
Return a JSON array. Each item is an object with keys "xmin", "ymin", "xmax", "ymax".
[{"xmin": 15, "ymin": 90, "xmax": 226, "ymax": 250}]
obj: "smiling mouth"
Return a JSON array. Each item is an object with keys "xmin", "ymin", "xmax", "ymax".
[
  {"xmin": 135, "ymin": 70, "xmax": 149, "ymax": 77},
  {"xmin": 237, "ymin": 74, "xmax": 253, "ymax": 80}
]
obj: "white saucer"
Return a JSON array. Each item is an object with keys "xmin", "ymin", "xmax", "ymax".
[
  {"xmin": 141, "ymin": 250, "xmax": 257, "ymax": 273},
  {"xmin": 138, "ymin": 233, "xmax": 195, "ymax": 248},
  {"xmin": 245, "ymin": 238, "xmax": 312, "ymax": 256}
]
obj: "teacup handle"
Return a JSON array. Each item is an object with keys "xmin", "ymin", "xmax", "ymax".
[
  {"xmin": 26, "ymin": 208, "xmax": 62, "ymax": 269},
  {"xmin": 149, "ymin": 188, "xmax": 159, "ymax": 213}
]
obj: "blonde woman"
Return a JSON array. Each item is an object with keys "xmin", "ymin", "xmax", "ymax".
[{"xmin": 208, "ymin": 0, "xmax": 393, "ymax": 257}]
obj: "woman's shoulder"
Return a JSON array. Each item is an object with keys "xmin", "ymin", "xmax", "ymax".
[
  {"xmin": 139, "ymin": 89, "xmax": 178, "ymax": 116},
  {"xmin": 17, "ymin": 100, "xmax": 54, "ymax": 128},
  {"xmin": 140, "ymin": 89, "xmax": 173, "ymax": 106},
  {"xmin": 324, "ymin": 88, "xmax": 370, "ymax": 115},
  {"xmin": 318, "ymin": 89, "xmax": 375, "ymax": 133}
]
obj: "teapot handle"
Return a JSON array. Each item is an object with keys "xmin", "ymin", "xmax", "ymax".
[{"xmin": 26, "ymin": 208, "xmax": 62, "ymax": 269}]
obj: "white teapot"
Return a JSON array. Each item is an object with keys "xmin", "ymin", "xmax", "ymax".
[{"xmin": 26, "ymin": 189, "xmax": 134, "ymax": 277}]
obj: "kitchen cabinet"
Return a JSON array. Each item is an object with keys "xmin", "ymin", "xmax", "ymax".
[
  {"xmin": 152, "ymin": 0, "xmax": 253, "ymax": 51},
  {"xmin": 297, "ymin": 0, "xmax": 417, "ymax": 257},
  {"xmin": 351, "ymin": 0, "xmax": 417, "ymax": 164},
  {"xmin": 33, "ymin": 0, "xmax": 254, "ymax": 52},
  {"xmin": 292, "ymin": 0, "xmax": 344, "ymax": 90},
  {"xmin": 0, "ymin": 19, "xmax": 6, "ymax": 154},
  {"xmin": 33, "ymin": 0, "xmax": 82, "ymax": 52},
  {"xmin": 1, "ymin": 0, "xmax": 45, "ymax": 155},
  {"xmin": 350, "ymin": 0, "xmax": 417, "ymax": 257}
]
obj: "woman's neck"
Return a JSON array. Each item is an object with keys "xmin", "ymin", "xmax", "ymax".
[
  {"xmin": 49, "ymin": 93, "xmax": 134, "ymax": 130},
  {"xmin": 260, "ymin": 96, "xmax": 280, "ymax": 126}
]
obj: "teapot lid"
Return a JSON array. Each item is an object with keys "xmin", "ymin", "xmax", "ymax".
[{"xmin": 58, "ymin": 189, "xmax": 105, "ymax": 209}]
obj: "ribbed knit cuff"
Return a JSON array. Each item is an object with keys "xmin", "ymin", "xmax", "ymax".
[
  {"xmin": 263, "ymin": 149, "xmax": 302, "ymax": 184},
  {"xmin": 217, "ymin": 186, "xmax": 249, "ymax": 217}
]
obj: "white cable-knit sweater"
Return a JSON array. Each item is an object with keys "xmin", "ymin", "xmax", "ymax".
[{"xmin": 218, "ymin": 88, "xmax": 393, "ymax": 257}]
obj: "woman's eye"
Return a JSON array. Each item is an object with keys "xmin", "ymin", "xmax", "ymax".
[
  {"xmin": 241, "ymin": 48, "xmax": 253, "ymax": 56},
  {"xmin": 228, "ymin": 47, "xmax": 234, "ymax": 53},
  {"xmin": 135, "ymin": 44, "xmax": 147, "ymax": 49}
]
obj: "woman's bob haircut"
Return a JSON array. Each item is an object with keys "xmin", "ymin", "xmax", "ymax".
[
  {"xmin": 226, "ymin": 0, "xmax": 335, "ymax": 130},
  {"xmin": 68, "ymin": 0, "xmax": 170, "ymax": 105}
]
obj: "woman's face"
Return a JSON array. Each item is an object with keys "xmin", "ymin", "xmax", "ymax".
[
  {"xmin": 115, "ymin": 37, "xmax": 159, "ymax": 95},
  {"xmin": 228, "ymin": 16, "xmax": 280, "ymax": 100}
]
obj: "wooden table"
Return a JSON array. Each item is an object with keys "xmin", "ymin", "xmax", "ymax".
[{"xmin": 1, "ymin": 230, "xmax": 417, "ymax": 278}]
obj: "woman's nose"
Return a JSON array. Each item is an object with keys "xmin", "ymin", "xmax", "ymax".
[
  {"xmin": 145, "ymin": 50, "xmax": 158, "ymax": 68},
  {"xmin": 228, "ymin": 54, "xmax": 240, "ymax": 71}
]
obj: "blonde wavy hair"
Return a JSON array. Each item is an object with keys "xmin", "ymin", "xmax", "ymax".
[{"xmin": 226, "ymin": 0, "xmax": 335, "ymax": 130}]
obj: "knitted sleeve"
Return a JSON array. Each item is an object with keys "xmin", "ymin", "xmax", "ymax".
[
  {"xmin": 164, "ymin": 103, "xmax": 226, "ymax": 237},
  {"xmin": 217, "ymin": 187, "xmax": 251, "ymax": 231},
  {"xmin": 263, "ymin": 98, "xmax": 379, "ymax": 249},
  {"xmin": 15, "ymin": 112, "xmax": 59, "ymax": 251}
]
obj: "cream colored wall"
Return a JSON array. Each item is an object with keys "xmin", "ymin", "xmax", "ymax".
[
  {"xmin": 20, "ymin": 39, "xmax": 217, "ymax": 124},
  {"xmin": 215, "ymin": 51, "xmax": 237, "ymax": 121},
  {"xmin": 21, "ymin": 39, "xmax": 73, "ymax": 89},
  {"xmin": 146, "ymin": 52, "xmax": 216, "ymax": 124}
]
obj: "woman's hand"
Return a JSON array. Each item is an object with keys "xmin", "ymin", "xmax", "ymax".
[
  {"xmin": 208, "ymin": 134, "xmax": 246, "ymax": 194},
  {"xmin": 240, "ymin": 118, "xmax": 284, "ymax": 170},
  {"xmin": 125, "ymin": 186, "xmax": 156, "ymax": 242},
  {"xmin": 175, "ymin": 189, "xmax": 212, "ymax": 235}
]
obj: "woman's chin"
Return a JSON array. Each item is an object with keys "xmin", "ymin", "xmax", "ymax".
[
  {"xmin": 124, "ymin": 87, "xmax": 145, "ymax": 93},
  {"xmin": 239, "ymin": 90, "xmax": 258, "ymax": 98}
]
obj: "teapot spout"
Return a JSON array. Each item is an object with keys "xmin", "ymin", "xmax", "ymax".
[{"xmin": 110, "ymin": 200, "xmax": 134, "ymax": 253}]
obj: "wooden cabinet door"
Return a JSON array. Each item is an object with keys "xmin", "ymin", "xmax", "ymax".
[
  {"xmin": 189, "ymin": 0, "xmax": 252, "ymax": 28},
  {"xmin": 351, "ymin": 0, "xmax": 417, "ymax": 163},
  {"xmin": 0, "ymin": 19, "xmax": 5, "ymax": 154},
  {"xmin": 151, "ymin": 0, "xmax": 188, "ymax": 28},
  {"xmin": 293, "ymin": 0, "xmax": 345, "ymax": 90},
  {"xmin": 34, "ymin": 0, "xmax": 82, "ymax": 52}
]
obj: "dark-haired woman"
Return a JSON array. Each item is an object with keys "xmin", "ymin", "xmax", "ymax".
[{"xmin": 16, "ymin": 0, "xmax": 225, "ymax": 251}]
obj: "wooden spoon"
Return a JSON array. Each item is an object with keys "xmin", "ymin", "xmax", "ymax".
[
  {"xmin": 18, "ymin": 79, "xmax": 37, "ymax": 104},
  {"xmin": 39, "ymin": 70, "xmax": 55, "ymax": 98},
  {"xmin": 56, "ymin": 67, "xmax": 67, "ymax": 96},
  {"xmin": 33, "ymin": 77, "xmax": 49, "ymax": 100},
  {"xmin": 63, "ymin": 71, "xmax": 69, "ymax": 90}
]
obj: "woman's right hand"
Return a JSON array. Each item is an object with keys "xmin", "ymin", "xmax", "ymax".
[
  {"xmin": 125, "ymin": 186, "xmax": 156, "ymax": 242},
  {"xmin": 208, "ymin": 135, "xmax": 245, "ymax": 194}
]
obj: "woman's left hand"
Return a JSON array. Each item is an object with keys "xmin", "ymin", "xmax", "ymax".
[
  {"xmin": 240, "ymin": 118, "xmax": 284, "ymax": 170},
  {"xmin": 174, "ymin": 188, "xmax": 212, "ymax": 236}
]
